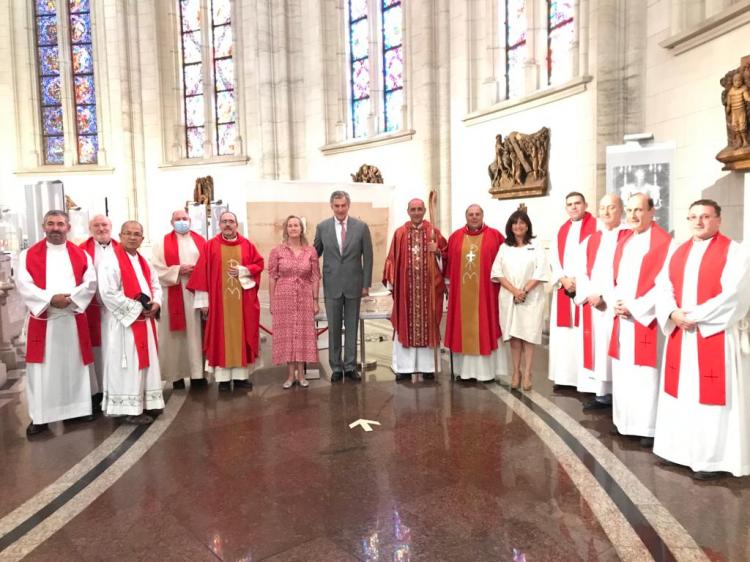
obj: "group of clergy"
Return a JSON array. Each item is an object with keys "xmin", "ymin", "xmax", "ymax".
[{"xmin": 18, "ymin": 208, "xmax": 263, "ymax": 437}]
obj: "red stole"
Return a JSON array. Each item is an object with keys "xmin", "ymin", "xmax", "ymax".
[
  {"xmin": 25, "ymin": 241, "xmax": 94, "ymax": 366},
  {"xmin": 556, "ymin": 212, "xmax": 596, "ymax": 327},
  {"xmin": 187, "ymin": 234, "xmax": 264, "ymax": 367},
  {"xmin": 608, "ymin": 223, "xmax": 672, "ymax": 367},
  {"xmin": 443, "ymin": 224, "xmax": 504, "ymax": 354},
  {"xmin": 581, "ymin": 229, "xmax": 603, "ymax": 371},
  {"xmin": 163, "ymin": 231, "xmax": 206, "ymax": 332},
  {"xmin": 664, "ymin": 234, "xmax": 731, "ymax": 405},
  {"xmin": 113, "ymin": 245, "xmax": 155, "ymax": 370},
  {"xmin": 79, "ymin": 237, "xmax": 119, "ymax": 346}
]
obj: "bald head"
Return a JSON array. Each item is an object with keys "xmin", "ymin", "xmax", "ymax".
[
  {"xmin": 625, "ymin": 193, "xmax": 655, "ymax": 234},
  {"xmin": 465, "ymin": 204, "xmax": 484, "ymax": 231},
  {"xmin": 598, "ymin": 193, "xmax": 623, "ymax": 230},
  {"xmin": 89, "ymin": 214, "xmax": 112, "ymax": 244},
  {"xmin": 407, "ymin": 198, "xmax": 426, "ymax": 225},
  {"xmin": 171, "ymin": 209, "xmax": 189, "ymax": 222}
]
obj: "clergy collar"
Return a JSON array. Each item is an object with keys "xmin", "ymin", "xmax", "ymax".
[
  {"xmin": 97, "ymin": 240, "xmax": 112, "ymax": 247},
  {"xmin": 409, "ymin": 221, "xmax": 424, "ymax": 229},
  {"xmin": 221, "ymin": 233, "xmax": 238, "ymax": 241}
]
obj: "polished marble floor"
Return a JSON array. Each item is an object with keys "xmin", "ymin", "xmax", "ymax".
[{"xmin": 0, "ymin": 318, "xmax": 748, "ymax": 561}]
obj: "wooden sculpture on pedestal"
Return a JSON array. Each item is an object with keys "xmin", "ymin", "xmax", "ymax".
[
  {"xmin": 488, "ymin": 127, "xmax": 550, "ymax": 200},
  {"xmin": 716, "ymin": 55, "xmax": 750, "ymax": 171},
  {"xmin": 351, "ymin": 164, "xmax": 384, "ymax": 184}
]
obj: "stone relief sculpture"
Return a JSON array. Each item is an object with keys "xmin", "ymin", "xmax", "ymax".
[
  {"xmin": 488, "ymin": 127, "xmax": 550, "ymax": 200},
  {"xmin": 194, "ymin": 175, "xmax": 215, "ymax": 210},
  {"xmin": 716, "ymin": 56, "xmax": 750, "ymax": 171},
  {"xmin": 351, "ymin": 164, "xmax": 384, "ymax": 184}
]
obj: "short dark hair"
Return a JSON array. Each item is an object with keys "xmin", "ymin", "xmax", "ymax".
[
  {"xmin": 42, "ymin": 210, "xmax": 69, "ymax": 223},
  {"xmin": 689, "ymin": 199, "xmax": 721, "ymax": 217},
  {"xmin": 505, "ymin": 211, "xmax": 535, "ymax": 246},
  {"xmin": 628, "ymin": 192, "xmax": 655, "ymax": 210},
  {"xmin": 565, "ymin": 192, "xmax": 586, "ymax": 203},
  {"xmin": 330, "ymin": 190, "xmax": 351, "ymax": 204}
]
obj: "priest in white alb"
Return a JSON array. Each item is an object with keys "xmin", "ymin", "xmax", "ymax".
[
  {"xmin": 573, "ymin": 194, "xmax": 627, "ymax": 409},
  {"xmin": 654, "ymin": 199, "xmax": 750, "ymax": 479},
  {"xmin": 608, "ymin": 193, "xmax": 675, "ymax": 447},
  {"xmin": 79, "ymin": 213, "xmax": 119, "ymax": 412},
  {"xmin": 98, "ymin": 220, "xmax": 164, "ymax": 424},
  {"xmin": 151, "ymin": 209, "xmax": 206, "ymax": 389},
  {"xmin": 17, "ymin": 210, "xmax": 97, "ymax": 437},
  {"xmin": 549, "ymin": 192, "xmax": 597, "ymax": 390}
]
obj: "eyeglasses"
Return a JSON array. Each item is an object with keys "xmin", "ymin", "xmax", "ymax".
[{"xmin": 686, "ymin": 214, "xmax": 718, "ymax": 222}]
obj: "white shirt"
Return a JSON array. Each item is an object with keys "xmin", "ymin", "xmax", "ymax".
[{"xmin": 335, "ymin": 216, "xmax": 349, "ymax": 250}]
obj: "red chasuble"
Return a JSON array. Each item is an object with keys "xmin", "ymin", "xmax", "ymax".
[
  {"xmin": 608, "ymin": 223, "xmax": 672, "ymax": 368},
  {"xmin": 79, "ymin": 237, "xmax": 119, "ymax": 347},
  {"xmin": 113, "ymin": 244, "xmax": 157, "ymax": 370},
  {"xmin": 444, "ymin": 224, "xmax": 504, "ymax": 355},
  {"xmin": 163, "ymin": 230, "xmax": 206, "ymax": 332},
  {"xmin": 25, "ymin": 240, "xmax": 93, "ymax": 366},
  {"xmin": 383, "ymin": 220, "xmax": 448, "ymax": 348},
  {"xmin": 664, "ymin": 233, "xmax": 731, "ymax": 405},
  {"xmin": 556, "ymin": 212, "xmax": 596, "ymax": 327},
  {"xmin": 187, "ymin": 234, "xmax": 264, "ymax": 367},
  {"xmin": 581, "ymin": 229, "xmax": 603, "ymax": 371}
]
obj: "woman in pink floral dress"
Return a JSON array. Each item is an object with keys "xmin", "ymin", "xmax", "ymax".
[{"xmin": 268, "ymin": 216, "xmax": 321, "ymax": 388}]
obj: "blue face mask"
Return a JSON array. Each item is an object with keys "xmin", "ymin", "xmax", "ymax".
[{"xmin": 174, "ymin": 220, "xmax": 190, "ymax": 234}]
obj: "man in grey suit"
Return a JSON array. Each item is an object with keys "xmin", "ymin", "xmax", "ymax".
[{"xmin": 314, "ymin": 190, "xmax": 373, "ymax": 382}]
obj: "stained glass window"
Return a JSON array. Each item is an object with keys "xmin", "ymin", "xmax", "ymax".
[
  {"xmin": 212, "ymin": 0, "xmax": 236, "ymax": 156},
  {"xmin": 547, "ymin": 0, "xmax": 574, "ymax": 85},
  {"xmin": 504, "ymin": 0, "xmax": 527, "ymax": 99},
  {"xmin": 34, "ymin": 0, "xmax": 64, "ymax": 164},
  {"xmin": 348, "ymin": 0, "xmax": 370, "ymax": 138},
  {"xmin": 179, "ymin": 0, "xmax": 205, "ymax": 158},
  {"xmin": 381, "ymin": 0, "xmax": 403, "ymax": 132},
  {"xmin": 69, "ymin": 0, "xmax": 98, "ymax": 164}
]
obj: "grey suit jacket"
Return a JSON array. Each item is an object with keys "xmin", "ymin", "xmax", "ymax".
[{"xmin": 314, "ymin": 216, "xmax": 373, "ymax": 298}]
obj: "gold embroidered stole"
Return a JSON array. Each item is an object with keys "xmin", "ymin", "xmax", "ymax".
[
  {"xmin": 221, "ymin": 243, "xmax": 244, "ymax": 366},
  {"xmin": 459, "ymin": 232, "xmax": 483, "ymax": 354}
]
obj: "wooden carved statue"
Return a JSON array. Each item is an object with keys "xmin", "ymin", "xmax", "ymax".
[
  {"xmin": 716, "ymin": 56, "xmax": 750, "ymax": 171},
  {"xmin": 193, "ymin": 175, "xmax": 215, "ymax": 211},
  {"xmin": 351, "ymin": 164, "xmax": 384, "ymax": 184},
  {"xmin": 488, "ymin": 127, "xmax": 550, "ymax": 199}
]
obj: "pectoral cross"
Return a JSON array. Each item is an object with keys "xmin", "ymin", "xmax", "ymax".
[
  {"xmin": 639, "ymin": 333, "xmax": 651, "ymax": 347},
  {"xmin": 704, "ymin": 368, "xmax": 719, "ymax": 384},
  {"xmin": 465, "ymin": 249, "xmax": 477, "ymax": 264},
  {"xmin": 412, "ymin": 244, "xmax": 421, "ymax": 255}
]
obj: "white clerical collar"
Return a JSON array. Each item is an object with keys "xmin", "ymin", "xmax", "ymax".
[
  {"xmin": 693, "ymin": 236, "xmax": 713, "ymax": 246},
  {"xmin": 98, "ymin": 241, "xmax": 112, "ymax": 248},
  {"xmin": 45, "ymin": 241, "xmax": 66, "ymax": 250}
]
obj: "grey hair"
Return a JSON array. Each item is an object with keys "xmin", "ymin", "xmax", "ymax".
[
  {"xmin": 43, "ymin": 210, "xmax": 69, "ymax": 223},
  {"xmin": 219, "ymin": 210, "xmax": 238, "ymax": 223},
  {"xmin": 330, "ymin": 190, "xmax": 351, "ymax": 205}
]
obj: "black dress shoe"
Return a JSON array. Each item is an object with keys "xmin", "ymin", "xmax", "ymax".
[
  {"xmin": 91, "ymin": 393, "xmax": 103, "ymax": 413},
  {"xmin": 190, "ymin": 378, "xmax": 208, "ymax": 388},
  {"xmin": 692, "ymin": 471, "xmax": 724, "ymax": 481},
  {"xmin": 609, "ymin": 426, "xmax": 621, "ymax": 436},
  {"xmin": 233, "ymin": 379, "xmax": 253, "ymax": 390},
  {"xmin": 331, "ymin": 371, "xmax": 343, "ymax": 383},
  {"xmin": 583, "ymin": 399, "xmax": 611, "ymax": 411},
  {"xmin": 422, "ymin": 372, "xmax": 435, "ymax": 380},
  {"xmin": 345, "ymin": 370, "xmax": 362, "ymax": 382},
  {"xmin": 552, "ymin": 384, "xmax": 568, "ymax": 392},
  {"xmin": 218, "ymin": 381, "xmax": 231, "ymax": 392},
  {"xmin": 639, "ymin": 437, "xmax": 654, "ymax": 448},
  {"xmin": 26, "ymin": 422, "xmax": 49, "ymax": 437},
  {"xmin": 395, "ymin": 373, "xmax": 411, "ymax": 382},
  {"xmin": 172, "ymin": 379, "xmax": 186, "ymax": 389}
]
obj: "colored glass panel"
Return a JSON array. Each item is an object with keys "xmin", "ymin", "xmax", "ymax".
[
  {"xmin": 36, "ymin": 0, "xmax": 56, "ymax": 15},
  {"xmin": 184, "ymin": 63, "xmax": 203, "ymax": 96},
  {"xmin": 72, "ymin": 44, "xmax": 93, "ymax": 73},
  {"xmin": 383, "ymin": 0, "xmax": 400, "ymax": 6},
  {"xmin": 37, "ymin": 15, "xmax": 58, "ymax": 46},
  {"xmin": 76, "ymin": 105, "xmax": 97, "ymax": 134},
  {"xmin": 549, "ymin": 0, "xmax": 574, "ymax": 27},
  {"xmin": 69, "ymin": 12, "xmax": 91, "ymax": 44},
  {"xmin": 74, "ymin": 75, "xmax": 95, "ymax": 104},
  {"xmin": 78, "ymin": 135, "xmax": 97, "ymax": 164},
  {"xmin": 42, "ymin": 106, "xmax": 64, "ymax": 135},
  {"xmin": 68, "ymin": 0, "xmax": 89, "ymax": 13},
  {"xmin": 186, "ymin": 95, "xmax": 205, "ymax": 127},
  {"xmin": 39, "ymin": 46, "xmax": 60, "ymax": 75},
  {"xmin": 41, "ymin": 76, "xmax": 62, "ymax": 105},
  {"xmin": 384, "ymin": 88, "xmax": 403, "ymax": 132},
  {"xmin": 217, "ymin": 122, "xmax": 235, "ymax": 155},
  {"xmin": 216, "ymin": 90, "xmax": 235, "ymax": 123},
  {"xmin": 212, "ymin": 0, "xmax": 231, "ymax": 25},
  {"xmin": 350, "ymin": 19, "xmax": 369, "ymax": 60},
  {"xmin": 215, "ymin": 58, "xmax": 233, "ymax": 91},
  {"xmin": 507, "ymin": 0, "xmax": 527, "ymax": 47},
  {"xmin": 383, "ymin": 46, "xmax": 403, "ymax": 91},
  {"xmin": 181, "ymin": 0, "xmax": 201, "ymax": 32},
  {"xmin": 182, "ymin": 30, "xmax": 202, "ymax": 64},
  {"xmin": 382, "ymin": 5, "xmax": 402, "ymax": 49},
  {"xmin": 548, "ymin": 21, "xmax": 574, "ymax": 84},
  {"xmin": 213, "ymin": 24, "xmax": 232, "ymax": 58},
  {"xmin": 187, "ymin": 127, "xmax": 205, "ymax": 157},
  {"xmin": 45, "ymin": 136, "xmax": 65, "ymax": 164},
  {"xmin": 350, "ymin": 0, "xmax": 368, "ymax": 20},
  {"xmin": 352, "ymin": 59, "xmax": 370, "ymax": 99},
  {"xmin": 352, "ymin": 98, "xmax": 369, "ymax": 138}
]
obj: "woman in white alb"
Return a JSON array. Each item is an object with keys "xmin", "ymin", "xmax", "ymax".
[{"xmin": 490, "ymin": 210, "xmax": 550, "ymax": 390}]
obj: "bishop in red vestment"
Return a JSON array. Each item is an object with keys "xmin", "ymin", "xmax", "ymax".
[
  {"xmin": 444, "ymin": 204, "xmax": 509, "ymax": 381},
  {"xmin": 187, "ymin": 211, "xmax": 264, "ymax": 392},
  {"xmin": 383, "ymin": 198, "xmax": 448, "ymax": 381}
]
